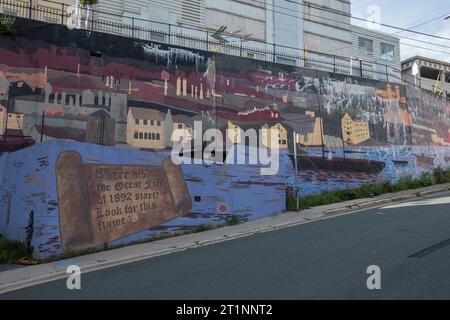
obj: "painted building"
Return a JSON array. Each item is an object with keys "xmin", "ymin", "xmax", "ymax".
[
  {"xmin": 0, "ymin": 104, "xmax": 6, "ymax": 135},
  {"xmin": 341, "ymin": 113, "xmax": 370, "ymax": 145},
  {"xmin": 172, "ymin": 122, "xmax": 193, "ymax": 147},
  {"xmin": 401, "ymin": 56, "xmax": 450, "ymax": 100},
  {"xmin": 297, "ymin": 117, "xmax": 323, "ymax": 146},
  {"xmin": 262, "ymin": 122, "xmax": 288, "ymax": 149},
  {"xmin": 227, "ymin": 120, "xmax": 241, "ymax": 144},
  {"xmin": 0, "ymin": 105, "xmax": 24, "ymax": 136},
  {"xmin": 0, "ymin": 72, "xmax": 8, "ymax": 100},
  {"xmin": 375, "ymin": 83, "xmax": 408, "ymax": 104},
  {"xmin": 352, "ymin": 25, "xmax": 401, "ymax": 82},
  {"xmin": 126, "ymin": 107, "xmax": 166, "ymax": 149}
]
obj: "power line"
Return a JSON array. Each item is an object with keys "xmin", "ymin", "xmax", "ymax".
[
  {"xmin": 391, "ymin": 13, "xmax": 449, "ymax": 36},
  {"xmin": 255, "ymin": 0, "xmax": 450, "ymax": 55},
  {"xmin": 294, "ymin": 0, "xmax": 450, "ymax": 41},
  {"xmin": 257, "ymin": 0, "xmax": 450, "ymax": 42},
  {"xmin": 380, "ymin": 4, "xmax": 450, "ymax": 27}
]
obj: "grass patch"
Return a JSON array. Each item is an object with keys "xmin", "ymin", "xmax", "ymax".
[
  {"xmin": 0, "ymin": 234, "xmax": 30, "ymax": 264},
  {"xmin": 227, "ymin": 215, "xmax": 240, "ymax": 226},
  {"xmin": 192, "ymin": 224, "xmax": 219, "ymax": 233},
  {"xmin": 433, "ymin": 166, "xmax": 450, "ymax": 184},
  {"xmin": 288, "ymin": 167, "xmax": 450, "ymax": 211}
]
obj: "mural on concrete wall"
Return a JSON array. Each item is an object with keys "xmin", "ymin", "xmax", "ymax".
[{"xmin": 1, "ymin": 19, "xmax": 450, "ymax": 258}]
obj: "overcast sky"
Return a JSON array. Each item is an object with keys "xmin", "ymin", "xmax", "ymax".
[{"xmin": 351, "ymin": 0, "xmax": 450, "ymax": 63}]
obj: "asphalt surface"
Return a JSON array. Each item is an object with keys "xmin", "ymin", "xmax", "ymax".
[{"xmin": 2, "ymin": 192, "xmax": 450, "ymax": 300}]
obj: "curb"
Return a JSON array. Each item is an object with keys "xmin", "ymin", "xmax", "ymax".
[
  {"xmin": 417, "ymin": 187, "xmax": 450, "ymax": 196},
  {"xmin": 1, "ymin": 184, "xmax": 450, "ymax": 295}
]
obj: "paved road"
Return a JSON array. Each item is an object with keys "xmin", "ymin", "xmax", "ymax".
[{"xmin": 2, "ymin": 192, "xmax": 450, "ymax": 299}]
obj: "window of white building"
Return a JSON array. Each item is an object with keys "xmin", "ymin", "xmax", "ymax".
[
  {"xmin": 381, "ymin": 43, "xmax": 395, "ymax": 61},
  {"xmin": 358, "ymin": 37, "xmax": 373, "ymax": 55}
]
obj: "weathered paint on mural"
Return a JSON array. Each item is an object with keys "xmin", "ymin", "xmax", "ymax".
[
  {"xmin": 1, "ymin": 19, "xmax": 450, "ymax": 258},
  {"xmin": 0, "ymin": 140, "xmax": 289, "ymax": 258},
  {"xmin": 56, "ymin": 151, "xmax": 192, "ymax": 251}
]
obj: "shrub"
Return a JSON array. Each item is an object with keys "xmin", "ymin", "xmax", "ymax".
[
  {"xmin": 79, "ymin": 0, "xmax": 98, "ymax": 6},
  {"xmin": 227, "ymin": 215, "xmax": 240, "ymax": 226},
  {"xmin": 0, "ymin": 234, "xmax": 29, "ymax": 264},
  {"xmin": 193, "ymin": 224, "xmax": 218, "ymax": 233},
  {"xmin": 287, "ymin": 167, "xmax": 450, "ymax": 212},
  {"xmin": 0, "ymin": 15, "xmax": 15, "ymax": 35},
  {"xmin": 433, "ymin": 167, "xmax": 450, "ymax": 184}
]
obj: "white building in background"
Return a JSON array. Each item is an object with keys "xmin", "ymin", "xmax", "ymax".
[
  {"xmin": 92, "ymin": 0, "xmax": 401, "ymax": 77},
  {"xmin": 93, "ymin": 0, "xmax": 347, "ymax": 58},
  {"xmin": 351, "ymin": 25, "xmax": 401, "ymax": 82},
  {"xmin": 401, "ymin": 56, "xmax": 450, "ymax": 99},
  {"xmin": 302, "ymin": 0, "xmax": 352, "ymax": 58},
  {"xmin": 96, "ymin": 0, "xmax": 205, "ymax": 30}
]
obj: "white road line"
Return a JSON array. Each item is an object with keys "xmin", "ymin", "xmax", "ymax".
[{"xmin": 381, "ymin": 196, "xmax": 450, "ymax": 209}]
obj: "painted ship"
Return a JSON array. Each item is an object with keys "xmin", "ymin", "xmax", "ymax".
[
  {"xmin": 291, "ymin": 155, "xmax": 386, "ymax": 175},
  {"xmin": 0, "ymin": 136, "xmax": 35, "ymax": 152}
]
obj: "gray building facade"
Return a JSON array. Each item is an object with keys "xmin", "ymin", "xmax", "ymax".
[
  {"xmin": 352, "ymin": 25, "xmax": 401, "ymax": 82},
  {"xmin": 402, "ymin": 56, "xmax": 450, "ymax": 100}
]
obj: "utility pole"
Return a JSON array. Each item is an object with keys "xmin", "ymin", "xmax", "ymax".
[
  {"xmin": 3, "ymin": 84, "xmax": 11, "ymax": 142},
  {"xmin": 316, "ymin": 86, "xmax": 325, "ymax": 159},
  {"xmin": 339, "ymin": 105, "xmax": 346, "ymax": 160},
  {"xmin": 293, "ymin": 131, "xmax": 298, "ymax": 176},
  {"xmin": 40, "ymin": 110, "xmax": 45, "ymax": 143}
]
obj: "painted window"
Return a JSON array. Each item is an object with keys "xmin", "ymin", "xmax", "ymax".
[
  {"xmin": 381, "ymin": 43, "xmax": 395, "ymax": 61},
  {"xmin": 358, "ymin": 37, "xmax": 373, "ymax": 55}
]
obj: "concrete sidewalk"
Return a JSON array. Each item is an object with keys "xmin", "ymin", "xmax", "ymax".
[{"xmin": 1, "ymin": 183, "xmax": 449, "ymax": 295}]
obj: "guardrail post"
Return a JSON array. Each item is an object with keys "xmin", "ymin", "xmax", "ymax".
[
  {"xmin": 360, "ymin": 59, "xmax": 363, "ymax": 78},
  {"xmin": 240, "ymin": 38, "xmax": 243, "ymax": 57},
  {"xmin": 273, "ymin": 43, "xmax": 276, "ymax": 62},
  {"xmin": 91, "ymin": 7, "xmax": 94, "ymax": 31},
  {"xmin": 333, "ymin": 55, "xmax": 336, "ymax": 73},
  {"xmin": 132, "ymin": 17, "xmax": 135, "ymax": 38},
  {"xmin": 386, "ymin": 65, "xmax": 389, "ymax": 82},
  {"xmin": 61, "ymin": 3, "xmax": 65, "ymax": 25},
  {"xmin": 168, "ymin": 24, "xmax": 171, "ymax": 44}
]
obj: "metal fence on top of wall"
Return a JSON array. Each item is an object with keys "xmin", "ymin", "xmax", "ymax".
[{"xmin": 1, "ymin": 0, "xmax": 407, "ymax": 85}]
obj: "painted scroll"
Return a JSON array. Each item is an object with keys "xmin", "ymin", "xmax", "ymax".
[{"xmin": 56, "ymin": 151, "xmax": 192, "ymax": 251}]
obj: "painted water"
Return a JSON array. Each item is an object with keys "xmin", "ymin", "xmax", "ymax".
[{"xmin": 285, "ymin": 145, "xmax": 450, "ymax": 197}]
